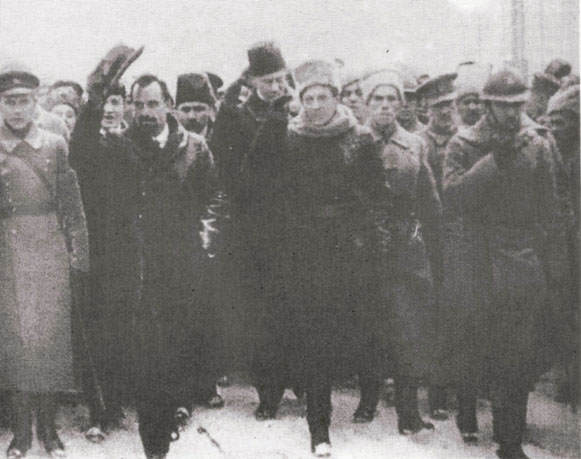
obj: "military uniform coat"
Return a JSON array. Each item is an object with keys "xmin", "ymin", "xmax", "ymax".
[
  {"xmin": 442, "ymin": 115, "xmax": 561, "ymax": 387},
  {"xmin": 369, "ymin": 123, "xmax": 442, "ymax": 381},
  {"xmin": 0, "ymin": 123, "xmax": 88, "ymax": 392}
]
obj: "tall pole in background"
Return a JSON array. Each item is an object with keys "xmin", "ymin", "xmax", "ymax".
[{"xmin": 510, "ymin": 0, "xmax": 527, "ymax": 77}]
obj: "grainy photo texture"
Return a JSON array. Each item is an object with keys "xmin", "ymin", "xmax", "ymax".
[{"xmin": 0, "ymin": 0, "xmax": 579, "ymax": 458}]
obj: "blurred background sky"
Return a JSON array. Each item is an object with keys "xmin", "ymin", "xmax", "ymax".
[{"xmin": 0, "ymin": 0, "xmax": 578, "ymax": 95}]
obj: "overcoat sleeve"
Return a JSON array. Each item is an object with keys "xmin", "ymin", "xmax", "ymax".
[
  {"xmin": 209, "ymin": 103, "xmax": 248, "ymax": 199},
  {"xmin": 68, "ymin": 100, "xmax": 103, "ymax": 174},
  {"xmin": 416, "ymin": 144, "xmax": 443, "ymax": 287},
  {"xmin": 532, "ymin": 133, "xmax": 567, "ymax": 287},
  {"xmin": 187, "ymin": 138, "xmax": 228, "ymax": 256},
  {"xmin": 56, "ymin": 137, "xmax": 89, "ymax": 272},
  {"xmin": 443, "ymin": 136, "xmax": 501, "ymax": 213}
]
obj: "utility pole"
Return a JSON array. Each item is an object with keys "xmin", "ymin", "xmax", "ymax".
[{"xmin": 510, "ymin": 0, "xmax": 527, "ymax": 77}]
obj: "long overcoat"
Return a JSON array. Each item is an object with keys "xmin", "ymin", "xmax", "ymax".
[
  {"xmin": 70, "ymin": 105, "xmax": 224, "ymax": 400},
  {"xmin": 369, "ymin": 123, "xmax": 442, "ymax": 381},
  {"xmin": 441, "ymin": 115, "xmax": 561, "ymax": 387},
  {"xmin": 0, "ymin": 123, "xmax": 88, "ymax": 392},
  {"xmin": 247, "ymin": 111, "xmax": 384, "ymax": 384}
]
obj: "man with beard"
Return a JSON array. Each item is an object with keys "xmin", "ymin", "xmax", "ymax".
[
  {"xmin": 70, "ymin": 45, "xmax": 225, "ymax": 459},
  {"xmin": 416, "ymin": 73, "xmax": 458, "ymax": 421},
  {"xmin": 210, "ymin": 41, "xmax": 290, "ymax": 381},
  {"xmin": 340, "ymin": 70, "xmax": 368, "ymax": 124},
  {"xmin": 176, "ymin": 72, "xmax": 218, "ymax": 139},
  {"xmin": 454, "ymin": 62, "xmax": 489, "ymax": 128},
  {"xmin": 396, "ymin": 73, "xmax": 425, "ymax": 133},
  {"xmin": 546, "ymin": 84, "xmax": 580, "ymax": 408},
  {"xmin": 443, "ymin": 69, "xmax": 561, "ymax": 459}
]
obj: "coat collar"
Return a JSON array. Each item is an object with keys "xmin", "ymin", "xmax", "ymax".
[
  {"xmin": 0, "ymin": 121, "xmax": 43, "ymax": 153},
  {"xmin": 424, "ymin": 123, "xmax": 457, "ymax": 146},
  {"xmin": 368, "ymin": 121, "xmax": 410, "ymax": 150}
]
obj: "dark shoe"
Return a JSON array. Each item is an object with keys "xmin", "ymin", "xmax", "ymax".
[
  {"xmin": 398, "ymin": 417, "xmax": 435, "ymax": 435},
  {"xmin": 145, "ymin": 454, "xmax": 167, "ymax": 459},
  {"xmin": 43, "ymin": 433, "xmax": 65, "ymax": 458},
  {"xmin": 204, "ymin": 394, "xmax": 225, "ymax": 409},
  {"xmin": 254, "ymin": 403, "xmax": 277, "ymax": 421},
  {"xmin": 461, "ymin": 432, "xmax": 479, "ymax": 444},
  {"xmin": 353, "ymin": 405, "xmax": 377, "ymax": 423},
  {"xmin": 85, "ymin": 426, "xmax": 106, "ymax": 444},
  {"xmin": 217, "ymin": 376, "xmax": 231, "ymax": 388},
  {"xmin": 496, "ymin": 446, "xmax": 530, "ymax": 459},
  {"xmin": 430, "ymin": 409, "xmax": 449, "ymax": 421}
]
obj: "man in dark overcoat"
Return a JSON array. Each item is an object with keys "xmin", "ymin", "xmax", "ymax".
[
  {"xmin": 210, "ymin": 42, "xmax": 292, "ymax": 397},
  {"xmin": 69, "ymin": 46, "xmax": 226, "ymax": 459}
]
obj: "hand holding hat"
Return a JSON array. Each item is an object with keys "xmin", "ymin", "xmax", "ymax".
[{"xmin": 87, "ymin": 44, "xmax": 144, "ymax": 105}]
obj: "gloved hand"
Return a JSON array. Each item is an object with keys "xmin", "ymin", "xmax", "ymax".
[
  {"xmin": 87, "ymin": 44, "xmax": 144, "ymax": 105},
  {"xmin": 490, "ymin": 131, "xmax": 518, "ymax": 169}
]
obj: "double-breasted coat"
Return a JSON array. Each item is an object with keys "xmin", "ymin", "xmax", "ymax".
[
  {"xmin": 0, "ymin": 122, "xmax": 88, "ymax": 392},
  {"xmin": 441, "ymin": 115, "xmax": 561, "ymax": 387}
]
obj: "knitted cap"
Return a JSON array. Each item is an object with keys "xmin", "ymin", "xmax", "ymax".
[
  {"xmin": 294, "ymin": 60, "xmax": 340, "ymax": 98},
  {"xmin": 416, "ymin": 73, "xmax": 457, "ymax": 106},
  {"xmin": 481, "ymin": 69, "xmax": 528, "ymax": 103},
  {"xmin": 247, "ymin": 41, "xmax": 286, "ymax": 77},
  {"xmin": 360, "ymin": 68, "xmax": 404, "ymax": 103},
  {"xmin": 175, "ymin": 72, "xmax": 217, "ymax": 107},
  {"xmin": 547, "ymin": 84, "xmax": 579, "ymax": 116}
]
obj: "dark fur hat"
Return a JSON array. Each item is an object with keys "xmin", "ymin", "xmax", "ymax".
[
  {"xmin": 247, "ymin": 41, "xmax": 286, "ymax": 77},
  {"xmin": 175, "ymin": 72, "xmax": 217, "ymax": 107}
]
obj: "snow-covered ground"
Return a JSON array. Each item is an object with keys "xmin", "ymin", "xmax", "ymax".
[{"xmin": 0, "ymin": 377, "xmax": 579, "ymax": 459}]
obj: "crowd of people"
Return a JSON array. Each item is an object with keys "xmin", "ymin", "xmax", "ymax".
[{"xmin": 0, "ymin": 41, "xmax": 578, "ymax": 459}]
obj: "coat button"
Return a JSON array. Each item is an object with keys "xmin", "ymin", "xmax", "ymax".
[
  {"xmin": 139, "ymin": 214, "xmax": 142, "ymax": 219},
  {"xmin": 10, "ymin": 229, "xmax": 17, "ymax": 235}
]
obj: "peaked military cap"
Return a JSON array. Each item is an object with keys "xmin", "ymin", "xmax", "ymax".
[
  {"xmin": 544, "ymin": 59, "xmax": 571, "ymax": 80},
  {"xmin": 415, "ymin": 73, "xmax": 457, "ymax": 106},
  {"xmin": 0, "ymin": 62, "xmax": 39, "ymax": 93}
]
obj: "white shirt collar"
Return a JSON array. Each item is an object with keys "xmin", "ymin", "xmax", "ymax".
[{"xmin": 155, "ymin": 122, "xmax": 169, "ymax": 148}]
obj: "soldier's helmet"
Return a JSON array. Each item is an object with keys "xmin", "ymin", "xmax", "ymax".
[{"xmin": 481, "ymin": 68, "xmax": 528, "ymax": 103}]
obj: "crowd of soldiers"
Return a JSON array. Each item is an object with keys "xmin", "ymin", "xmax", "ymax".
[{"xmin": 0, "ymin": 41, "xmax": 578, "ymax": 459}]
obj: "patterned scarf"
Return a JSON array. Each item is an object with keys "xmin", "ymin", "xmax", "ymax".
[{"xmin": 288, "ymin": 104, "xmax": 357, "ymax": 138}]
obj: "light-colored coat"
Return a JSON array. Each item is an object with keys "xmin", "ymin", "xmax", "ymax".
[{"xmin": 0, "ymin": 123, "xmax": 88, "ymax": 392}]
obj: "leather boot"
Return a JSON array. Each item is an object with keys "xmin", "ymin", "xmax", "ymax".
[
  {"xmin": 395, "ymin": 382, "xmax": 434, "ymax": 435},
  {"xmin": 7, "ymin": 392, "xmax": 33, "ymax": 458}
]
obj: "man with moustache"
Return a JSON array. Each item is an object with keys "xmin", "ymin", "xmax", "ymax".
[
  {"xmin": 175, "ymin": 72, "xmax": 218, "ymax": 140},
  {"xmin": 443, "ymin": 69, "xmax": 561, "ymax": 459},
  {"xmin": 416, "ymin": 73, "xmax": 459, "ymax": 421},
  {"xmin": 70, "ymin": 45, "xmax": 225, "ymax": 459}
]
